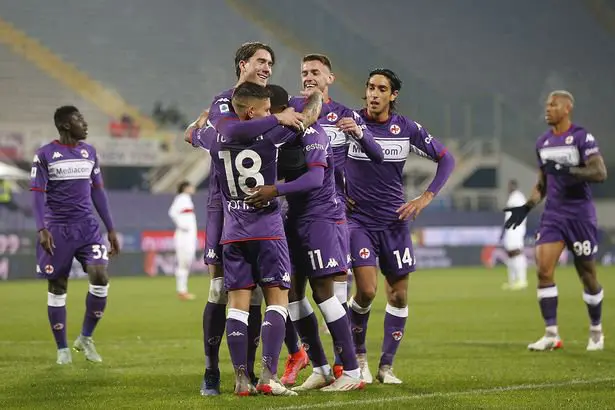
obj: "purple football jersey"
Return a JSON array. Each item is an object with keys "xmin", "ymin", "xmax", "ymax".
[
  {"xmin": 346, "ymin": 110, "xmax": 448, "ymax": 230},
  {"xmin": 197, "ymin": 121, "xmax": 299, "ymax": 243},
  {"xmin": 283, "ymin": 123, "xmax": 344, "ymax": 222},
  {"xmin": 30, "ymin": 140, "xmax": 103, "ymax": 224},
  {"xmin": 289, "ymin": 97, "xmax": 372, "ymax": 202},
  {"xmin": 536, "ymin": 124, "xmax": 600, "ymax": 221},
  {"xmin": 200, "ymin": 88, "xmax": 235, "ymax": 210}
]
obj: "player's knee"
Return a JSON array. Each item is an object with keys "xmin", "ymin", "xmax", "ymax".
[
  {"xmin": 47, "ymin": 278, "xmax": 67, "ymax": 295},
  {"xmin": 310, "ymin": 277, "xmax": 334, "ymax": 304},
  {"xmin": 87, "ymin": 266, "xmax": 108, "ymax": 286},
  {"xmin": 387, "ymin": 287, "xmax": 407, "ymax": 308},
  {"xmin": 357, "ymin": 284, "xmax": 377, "ymax": 303},
  {"xmin": 536, "ymin": 265, "xmax": 554, "ymax": 284},
  {"xmin": 208, "ymin": 277, "xmax": 228, "ymax": 304}
]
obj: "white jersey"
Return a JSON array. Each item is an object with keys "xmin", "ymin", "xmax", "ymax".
[
  {"xmin": 168, "ymin": 193, "xmax": 197, "ymax": 236},
  {"xmin": 503, "ymin": 189, "xmax": 527, "ymax": 250},
  {"xmin": 504, "ymin": 190, "xmax": 527, "ymax": 228}
]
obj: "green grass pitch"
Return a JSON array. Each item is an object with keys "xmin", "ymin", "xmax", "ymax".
[{"xmin": 1, "ymin": 266, "xmax": 614, "ymax": 409}]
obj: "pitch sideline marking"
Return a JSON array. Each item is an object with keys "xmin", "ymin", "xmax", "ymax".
[{"xmin": 269, "ymin": 377, "xmax": 615, "ymax": 410}]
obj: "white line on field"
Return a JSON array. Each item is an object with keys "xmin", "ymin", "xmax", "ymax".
[{"xmin": 268, "ymin": 377, "xmax": 615, "ymax": 410}]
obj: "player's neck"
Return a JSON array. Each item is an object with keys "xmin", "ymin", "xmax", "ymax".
[
  {"xmin": 367, "ymin": 108, "xmax": 391, "ymax": 123},
  {"xmin": 57, "ymin": 133, "xmax": 80, "ymax": 146},
  {"xmin": 551, "ymin": 119, "xmax": 572, "ymax": 135}
]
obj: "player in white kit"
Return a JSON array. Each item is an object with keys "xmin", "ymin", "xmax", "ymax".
[
  {"xmin": 501, "ymin": 179, "xmax": 528, "ymax": 290},
  {"xmin": 168, "ymin": 181, "xmax": 198, "ymax": 300}
]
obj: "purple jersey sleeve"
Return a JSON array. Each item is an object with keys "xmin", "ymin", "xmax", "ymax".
[
  {"xmin": 406, "ymin": 119, "xmax": 448, "ymax": 161},
  {"xmin": 351, "ymin": 111, "xmax": 383, "ymax": 163},
  {"xmin": 265, "ymin": 124, "xmax": 299, "ymax": 146},
  {"xmin": 90, "ymin": 151, "xmax": 104, "ymax": 188},
  {"xmin": 216, "ymin": 114, "xmax": 279, "ymax": 142},
  {"xmin": 302, "ymin": 127, "xmax": 328, "ymax": 168},
  {"xmin": 207, "ymin": 95, "xmax": 233, "ymax": 127},
  {"xmin": 580, "ymin": 130, "xmax": 600, "ymax": 162},
  {"xmin": 191, "ymin": 125, "xmax": 217, "ymax": 151},
  {"xmin": 30, "ymin": 150, "xmax": 48, "ymax": 192}
]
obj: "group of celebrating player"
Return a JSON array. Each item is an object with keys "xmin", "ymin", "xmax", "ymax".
[
  {"xmin": 183, "ymin": 41, "xmax": 455, "ymax": 396},
  {"xmin": 30, "ymin": 39, "xmax": 606, "ymax": 399}
]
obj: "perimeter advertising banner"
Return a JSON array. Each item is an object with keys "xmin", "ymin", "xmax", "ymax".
[{"xmin": 2, "ymin": 229, "xmax": 614, "ymax": 280}]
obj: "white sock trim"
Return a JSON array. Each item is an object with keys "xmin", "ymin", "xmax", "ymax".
[
  {"xmin": 349, "ymin": 296, "xmax": 371, "ymax": 314},
  {"xmin": 385, "ymin": 303, "xmax": 408, "ymax": 318},
  {"xmin": 537, "ymin": 286, "xmax": 558, "ymax": 299},
  {"xmin": 47, "ymin": 292, "xmax": 66, "ymax": 307},
  {"xmin": 318, "ymin": 296, "xmax": 346, "ymax": 323},
  {"xmin": 583, "ymin": 289, "xmax": 604, "ymax": 306},
  {"xmin": 334, "ymin": 281, "xmax": 348, "ymax": 304},
  {"xmin": 288, "ymin": 297, "xmax": 314, "ymax": 321},
  {"xmin": 265, "ymin": 305, "xmax": 288, "ymax": 322},
  {"xmin": 227, "ymin": 308, "xmax": 249, "ymax": 325},
  {"xmin": 88, "ymin": 284, "xmax": 109, "ymax": 298},
  {"xmin": 250, "ymin": 286, "xmax": 264, "ymax": 306}
]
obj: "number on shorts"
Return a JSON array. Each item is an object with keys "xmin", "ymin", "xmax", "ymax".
[
  {"xmin": 218, "ymin": 149, "xmax": 264, "ymax": 197},
  {"xmin": 92, "ymin": 244, "xmax": 109, "ymax": 260},
  {"xmin": 308, "ymin": 249, "xmax": 324, "ymax": 270},
  {"xmin": 572, "ymin": 240, "xmax": 593, "ymax": 257},
  {"xmin": 393, "ymin": 248, "xmax": 413, "ymax": 269}
]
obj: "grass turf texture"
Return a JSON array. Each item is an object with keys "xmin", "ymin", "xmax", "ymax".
[{"xmin": 1, "ymin": 266, "xmax": 614, "ymax": 409}]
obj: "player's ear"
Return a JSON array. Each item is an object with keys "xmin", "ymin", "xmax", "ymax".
[
  {"xmin": 247, "ymin": 106, "xmax": 255, "ymax": 120},
  {"xmin": 63, "ymin": 122, "xmax": 71, "ymax": 131},
  {"xmin": 390, "ymin": 90, "xmax": 399, "ymax": 102},
  {"xmin": 327, "ymin": 72, "xmax": 335, "ymax": 86},
  {"xmin": 239, "ymin": 60, "xmax": 247, "ymax": 75}
]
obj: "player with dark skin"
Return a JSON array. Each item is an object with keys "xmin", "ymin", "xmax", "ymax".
[
  {"xmin": 42, "ymin": 111, "xmax": 120, "ymax": 298},
  {"xmin": 505, "ymin": 91, "xmax": 607, "ymax": 350}
]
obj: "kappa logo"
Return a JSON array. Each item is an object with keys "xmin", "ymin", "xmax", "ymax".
[
  {"xmin": 326, "ymin": 112, "xmax": 338, "ymax": 122},
  {"xmin": 81, "ymin": 149, "xmax": 89, "ymax": 158},
  {"xmin": 586, "ymin": 133, "xmax": 595, "ymax": 142},
  {"xmin": 33, "ymin": 154, "xmax": 40, "ymax": 163},
  {"xmin": 228, "ymin": 331, "xmax": 244, "ymax": 337},
  {"xmin": 207, "ymin": 336, "xmax": 221, "ymax": 346},
  {"xmin": 392, "ymin": 330, "xmax": 403, "ymax": 341},
  {"xmin": 215, "ymin": 97, "xmax": 230, "ymax": 103},
  {"xmin": 282, "ymin": 272, "xmax": 291, "ymax": 283},
  {"xmin": 206, "ymin": 248, "xmax": 218, "ymax": 259},
  {"xmin": 52, "ymin": 152, "xmax": 63, "ymax": 159},
  {"xmin": 261, "ymin": 321, "xmax": 272, "ymax": 327},
  {"xmin": 390, "ymin": 124, "xmax": 401, "ymax": 135},
  {"xmin": 359, "ymin": 248, "xmax": 370, "ymax": 259},
  {"xmin": 303, "ymin": 127, "xmax": 317, "ymax": 135},
  {"xmin": 325, "ymin": 258, "xmax": 339, "ymax": 269}
]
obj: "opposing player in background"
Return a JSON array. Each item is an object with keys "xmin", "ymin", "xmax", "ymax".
[
  {"xmin": 501, "ymin": 179, "xmax": 528, "ymax": 290},
  {"xmin": 504, "ymin": 90, "xmax": 607, "ymax": 352},
  {"xmin": 192, "ymin": 82, "xmax": 319, "ymax": 396},
  {"xmin": 248, "ymin": 84, "xmax": 365, "ymax": 392},
  {"xmin": 287, "ymin": 54, "xmax": 384, "ymax": 380},
  {"xmin": 346, "ymin": 69, "xmax": 455, "ymax": 383},
  {"xmin": 168, "ymin": 181, "xmax": 197, "ymax": 300},
  {"xmin": 186, "ymin": 41, "xmax": 303, "ymax": 396},
  {"xmin": 30, "ymin": 106, "xmax": 120, "ymax": 365}
]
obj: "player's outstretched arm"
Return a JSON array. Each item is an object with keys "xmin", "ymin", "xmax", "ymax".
[
  {"xmin": 504, "ymin": 170, "xmax": 546, "ymax": 229},
  {"xmin": 184, "ymin": 110, "xmax": 209, "ymax": 143},
  {"xmin": 245, "ymin": 166, "xmax": 325, "ymax": 208},
  {"xmin": 298, "ymin": 90, "xmax": 323, "ymax": 128},
  {"xmin": 397, "ymin": 151, "xmax": 455, "ymax": 221}
]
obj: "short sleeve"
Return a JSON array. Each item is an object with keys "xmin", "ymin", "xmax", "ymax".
[
  {"xmin": 191, "ymin": 124, "xmax": 217, "ymax": 151},
  {"xmin": 207, "ymin": 95, "xmax": 234, "ymax": 127}
]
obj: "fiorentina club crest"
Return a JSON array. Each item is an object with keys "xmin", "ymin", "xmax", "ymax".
[
  {"xmin": 565, "ymin": 135, "xmax": 574, "ymax": 145},
  {"xmin": 327, "ymin": 112, "xmax": 338, "ymax": 122},
  {"xmin": 45, "ymin": 264, "xmax": 54, "ymax": 274},
  {"xmin": 392, "ymin": 330, "xmax": 403, "ymax": 341},
  {"xmin": 359, "ymin": 248, "xmax": 370, "ymax": 259},
  {"xmin": 81, "ymin": 149, "xmax": 89, "ymax": 158},
  {"xmin": 390, "ymin": 124, "xmax": 401, "ymax": 135}
]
